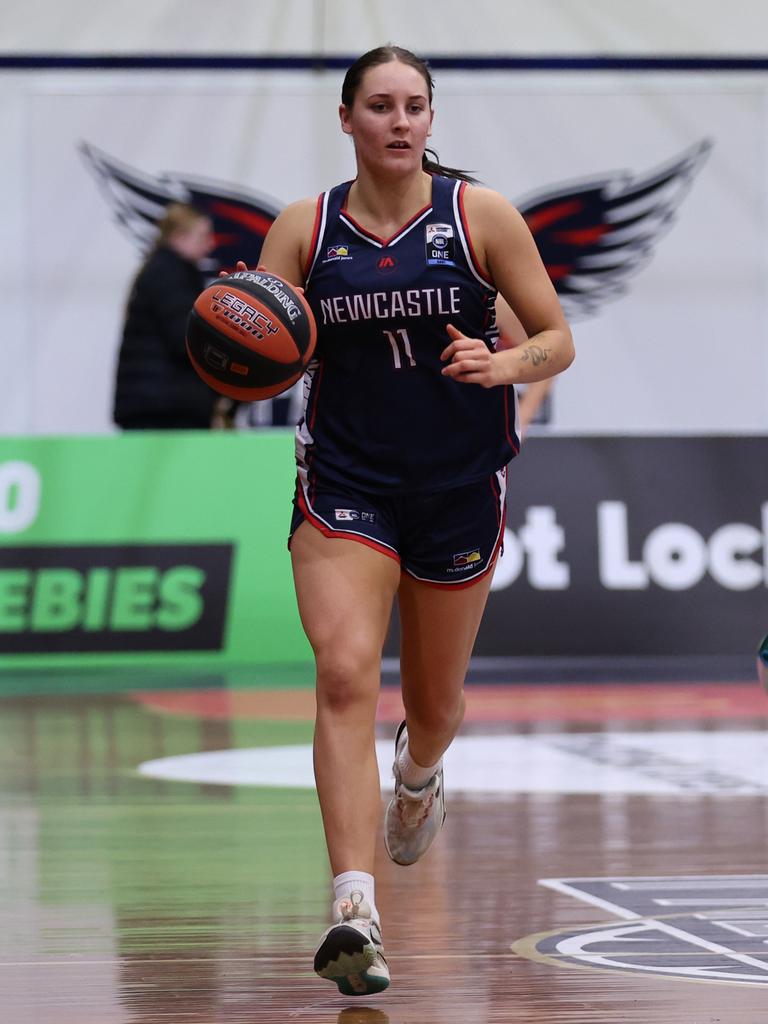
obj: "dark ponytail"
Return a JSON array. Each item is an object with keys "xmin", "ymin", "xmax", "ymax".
[
  {"xmin": 422, "ymin": 147, "xmax": 479, "ymax": 185},
  {"xmin": 341, "ymin": 45, "xmax": 480, "ymax": 185}
]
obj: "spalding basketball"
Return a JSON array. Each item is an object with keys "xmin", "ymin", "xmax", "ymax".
[{"xmin": 186, "ymin": 270, "xmax": 316, "ymax": 401}]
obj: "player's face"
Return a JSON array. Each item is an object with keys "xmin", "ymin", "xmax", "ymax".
[{"xmin": 340, "ymin": 60, "xmax": 433, "ymax": 175}]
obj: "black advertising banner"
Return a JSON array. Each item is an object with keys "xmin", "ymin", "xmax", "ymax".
[
  {"xmin": 0, "ymin": 544, "xmax": 233, "ymax": 654},
  {"xmin": 478, "ymin": 437, "xmax": 767, "ymax": 657},
  {"xmin": 383, "ymin": 437, "xmax": 767, "ymax": 659}
]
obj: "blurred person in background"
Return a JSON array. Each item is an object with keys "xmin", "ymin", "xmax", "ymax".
[{"xmin": 113, "ymin": 203, "xmax": 230, "ymax": 430}]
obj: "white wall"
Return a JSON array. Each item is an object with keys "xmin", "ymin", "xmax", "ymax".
[
  {"xmin": 3, "ymin": 0, "xmax": 768, "ymax": 54},
  {"xmin": 1, "ymin": 3, "xmax": 767, "ymax": 435}
]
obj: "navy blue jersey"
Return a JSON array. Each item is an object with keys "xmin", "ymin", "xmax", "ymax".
[{"xmin": 297, "ymin": 173, "xmax": 519, "ymax": 493}]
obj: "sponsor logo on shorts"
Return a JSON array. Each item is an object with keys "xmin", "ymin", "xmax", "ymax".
[
  {"xmin": 453, "ymin": 549, "xmax": 482, "ymax": 567},
  {"xmin": 325, "ymin": 244, "xmax": 353, "ymax": 263},
  {"xmin": 333, "ymin": 509, "xmax": 377, "ymax": 524},
  {"xmin": 447, "ymin": 549, "xmax": 483, "ymax": 575}
]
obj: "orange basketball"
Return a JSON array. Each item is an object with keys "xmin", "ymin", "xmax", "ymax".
[{"xmin": 186, "ymin": 270, "xmax": 316, "ymax": 401}]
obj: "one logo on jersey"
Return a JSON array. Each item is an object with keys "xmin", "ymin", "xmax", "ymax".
[
  {"xmin": 325, "ymin": 244, "xmax": 353, "ymax": 263},
  {"xmin": 426, "ymin": 223, "xmax": 456, "ymax": 267},
  {"xmin": 453, "ymin": 549, "xmax": 482, "ymax": 567},
  {"xmin": 377, "ymin": 255, "xmax": 397, "ymax": 274}
]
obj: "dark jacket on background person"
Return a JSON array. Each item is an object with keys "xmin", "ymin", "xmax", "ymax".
[{"xmin": 113, "ymin": 245, "xmax": 217, "ymax": 429}]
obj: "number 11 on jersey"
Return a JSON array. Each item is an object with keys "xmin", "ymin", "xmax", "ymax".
[{"xmin": 383, "ymin": 329, "xmax": 416, "ymax": 370}]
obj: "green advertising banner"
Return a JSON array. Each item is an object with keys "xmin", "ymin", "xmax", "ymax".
[{"xmin": 0, "ymin": 432, "xmax": 312, "ymax": 670}]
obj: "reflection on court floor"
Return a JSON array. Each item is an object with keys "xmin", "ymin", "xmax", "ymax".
[
  {"xmin": 0, "ymin": 675, "xmax": 766, "ymax": 1023},
  {"xmin": 138, "ymin": 729, "xmax": 768, "ymax": 795}
]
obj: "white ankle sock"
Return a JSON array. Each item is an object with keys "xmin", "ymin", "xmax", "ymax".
[
  {"xmin": 333, "ymin": 870, "xmax": 378, "ymax": 921},
  {"xmin": 397, "ymin": 739, "xmax": 441, "ymax": 790}
]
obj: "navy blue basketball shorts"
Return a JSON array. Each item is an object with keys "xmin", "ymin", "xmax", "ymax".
[{"xmin": 290, "ymin": 468, "xmax": 507, "ymax": 588}]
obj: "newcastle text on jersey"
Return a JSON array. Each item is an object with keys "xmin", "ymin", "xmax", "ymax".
[{"xmin": 319, "ymin": 286, "xmax": 462, "ymax": 325}]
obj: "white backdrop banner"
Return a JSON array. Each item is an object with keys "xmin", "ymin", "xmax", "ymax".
[
  {"xmin": 1, "ymin": 67, "xmax": 767, "ymax": 434},
  {"xmin": 4, "ymin": 0, "xmax": 768, "ymax": 55}
]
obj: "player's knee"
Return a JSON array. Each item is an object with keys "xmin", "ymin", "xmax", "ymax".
[
  {"xmin": 315, "ymin": 650, "xmax": 379, "ymax": 715},
  {"xmin": 409, "ymin": 689, "xmax": 465, "ymax": 739}
]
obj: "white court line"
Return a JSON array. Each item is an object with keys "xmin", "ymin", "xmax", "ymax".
[{"xmin": 539, "ymin": 878, "xmax": 768, "ymax": 976}]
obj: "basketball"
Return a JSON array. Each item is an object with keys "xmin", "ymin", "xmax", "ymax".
[{"xmin": 186, "ymin": 270, "xmax": 316, "ymax": 401}]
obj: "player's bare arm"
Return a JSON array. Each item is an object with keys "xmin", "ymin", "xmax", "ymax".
[
  {"xmin": 441, "ymin": 188, "xmax": 574, "ymax": 388},
  {"xmin": 258, "ymin": 198, "xmax": 318, "ymax": 287}
]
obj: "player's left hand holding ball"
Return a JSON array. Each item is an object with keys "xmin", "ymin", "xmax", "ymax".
[
  {"xmin": 440, "ymin": 323, "xmax": 501, "ymax": 388},
  {"xmin": 219, "ymin": 260, "xmax": 250, "ymax": 278}
]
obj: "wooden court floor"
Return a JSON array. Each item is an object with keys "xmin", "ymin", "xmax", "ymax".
[{"xmin": 1, "ymin": 672, "xmax": 767, "ymax": 1023}]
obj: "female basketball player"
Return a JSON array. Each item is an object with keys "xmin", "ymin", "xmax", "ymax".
[{"xmin": 254, "ymin": 45, "xmax": 574, "ymax": 995}]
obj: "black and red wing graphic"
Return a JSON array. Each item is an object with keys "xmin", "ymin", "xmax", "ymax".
[
  {"xmin": 517, "ymin": 140, "xmax": 712, "ymax": 320},
  {"xmin": 80, "ymin": 141, "xmax": 282, "ymax": 272},
  {"xmin": 82, "ymin": 139, "xmax": 711, "ymax": 318}
]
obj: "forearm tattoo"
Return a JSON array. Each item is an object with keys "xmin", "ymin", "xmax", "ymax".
[{"xmin": 520, "ymin": 345, "xmax": 551, "ymax": 367}]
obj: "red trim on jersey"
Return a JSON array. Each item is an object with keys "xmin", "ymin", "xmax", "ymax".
[
  {"xmin": 457, "ymin": 182, "xmax": 494, "ymax": 285},
  {"xmin": 293, "ymin": 486, "xmax": 401, "ymax": 563},
  {"xmin": 503, "ymin": 386, "xmax": 520, "ymax": 454},
  {"xmin": 303, "ymin": 193, "xmax": 325, "ymax": 281},
  {"xmin": 339, "ymin": 203, "xmax": 433, "ymax": 248}
]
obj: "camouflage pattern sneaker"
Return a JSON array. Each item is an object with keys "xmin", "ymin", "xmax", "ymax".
[{"xmin": 314, "ymin": 891, "xmax": 390, "ymax": 996}]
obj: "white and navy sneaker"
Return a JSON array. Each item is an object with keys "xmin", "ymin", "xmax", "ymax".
[
  {"xmin": 384, "ymin": 721, "xmax": 446, "ymax": 866},
  {"xmin": 314, "ymin": 891, "xmax": 390, "ymax": 996}
]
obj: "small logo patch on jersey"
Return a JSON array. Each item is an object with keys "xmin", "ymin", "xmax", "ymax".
[
  {"xmin": 453, "ymin": 549, "xmax": 482, "ymax": 567},
  {"xmin": 333, "ymin": 509, "xmax": 377, "ymax": 524},
  {"xmin": 325, "ymin": 244, "xmax": 353, "ymax": 262},
  {"xmin": 426, "ymin": 223, "xmax": 456, "ymax": 266},
  {"xmin": 377, "ymin": 255, "xmax": 397, "ymax": 274}
]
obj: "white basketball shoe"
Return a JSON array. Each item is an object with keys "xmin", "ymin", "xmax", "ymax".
[{"xmin": 384, "ymin": 721, "xmax": 446, "ymax": 866}]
